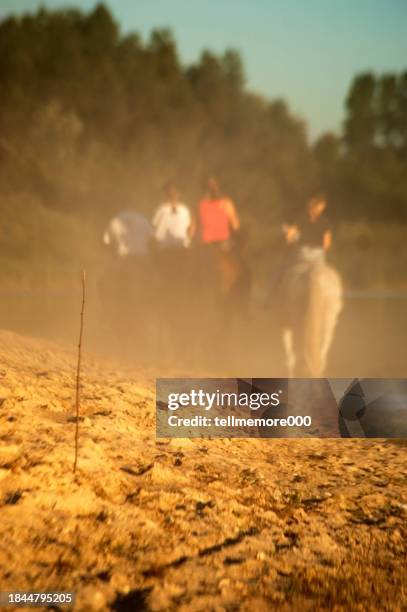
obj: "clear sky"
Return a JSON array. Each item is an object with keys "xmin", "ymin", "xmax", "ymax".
[{"xmin": 1, "ymin": 0, "xmax": 406, "ymax": 140}]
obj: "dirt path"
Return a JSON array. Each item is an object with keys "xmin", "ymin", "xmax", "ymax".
[{"xmin": 0, "ymin": 330, "xmax": 406, "ymax": 611}]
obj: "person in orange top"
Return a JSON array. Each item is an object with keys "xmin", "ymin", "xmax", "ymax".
[{"xmin": 198, "ymin": 176, "xmax": 240, "ymax": 246}]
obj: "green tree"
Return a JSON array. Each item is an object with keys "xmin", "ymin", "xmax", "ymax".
[{"xmin": 344, "ymin": 73, "xmax": 376, "ymax": 153}]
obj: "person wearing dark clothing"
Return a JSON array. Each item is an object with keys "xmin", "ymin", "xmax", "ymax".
[
  {"xmin": 267, "ymin": 195, "xmax": 332, "ymax": 302},
  {"xmin": 297, "ymin": 210, "xmax": 331, "ymax": 250},
  {"xmin": 285, "ymin": 195, "xmax": 332, "ymax": 254}
]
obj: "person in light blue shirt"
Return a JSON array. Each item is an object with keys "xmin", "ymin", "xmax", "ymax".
[{"xmin": 103, "ymin": 210, "xmax": 153, "ymax": 257}]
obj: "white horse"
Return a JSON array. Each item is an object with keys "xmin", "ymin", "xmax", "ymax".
[{"xmin": 279, "ymin": 249, "xmax": 343, "ymax": 377}]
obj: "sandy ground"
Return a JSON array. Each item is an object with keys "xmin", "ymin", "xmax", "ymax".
[{"xmin": 0, "ymin": 330, "xmax": 406, "ymax": 611}]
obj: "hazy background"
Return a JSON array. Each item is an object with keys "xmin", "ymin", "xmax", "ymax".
[
  {"xmin": 0, "ymin": 1, "xmax": 406, "ymax": 289},
  {"xmin": 0, "ymin": 2, "xmax": 406, "ymax": 375}
]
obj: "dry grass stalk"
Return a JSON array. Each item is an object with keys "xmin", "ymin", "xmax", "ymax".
[{"xmin": 73, "ymin": 270, "xmax": 86, "ymax": 473}]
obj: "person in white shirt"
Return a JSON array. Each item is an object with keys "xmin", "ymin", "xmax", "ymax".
[{"xmin": 152, "ymin": 183, "xmax": 194, "ymax": 248}]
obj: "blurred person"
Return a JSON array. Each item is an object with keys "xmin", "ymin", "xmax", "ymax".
[
  {"xmin": 196, "ymin": 177, "xmax": 251, "ymax": 326},
  {"xmin": 100, "ymin": 209, "xmax": 155, "ymax": 355},
  {"xmin": 283, "ymin": 194, "xmax": 332, "ymax": 260},
  {"xmin": 267, "ymin": 194, "xmax": 332, "ymax": 299},
  {"xmin": 103, "ymin": 209, "xmax": 153, "ymax": 257},
  {"xmin": 152, "ymin": 182, "xmax": 194, "ymax": 249},
  {"xmin": 151, "ymin": 183, "xmax": 195, "ymax": 349},
  {"xmin": 198, "ymin": 176, "xmax": 240, "ymax": 248},
  {"xmin": 268, "ymin": 195, "xmax": 342, "ymax": 376}
]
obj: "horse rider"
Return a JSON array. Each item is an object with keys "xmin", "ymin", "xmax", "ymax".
[
  {"xmin": 283, "ymin": 194, "xmax": 332, "ymax": 263},
  {"xmin": 151, "ymin": 182, "xmax": 195, "ymax": 306},
  {"xmin": 198, "ymin": 176, "xmax": 252, "ymax": 315},
  {"xmin": 267, "ymin": 194, "xmax": 332, "ymax": 302},
  {"xmin": 103, "ymin": 209, "xmax": 153, "ymax": 258},
  {"xmin": 198, "ymin": 176, "xmax": 240, "ymax": 249},
  {"xmin": 152, "ymin": 182, "xmax": 195, "ymax": 250},
  {"xmin": 101, "ymin": 209, "xmax": 154, "ymax": 340}
]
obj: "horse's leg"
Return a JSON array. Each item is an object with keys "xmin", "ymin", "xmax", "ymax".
[
  {"xmin": 283, "ymin": 328, "xmax": 295, "ymax": 377},
  {"xmin": 300, "ymin": 267, "xmax": 326, "ymax": 377},
  {"xmin": 320, "ymin": 289, "xmax": 342, "ymax": 374}
]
